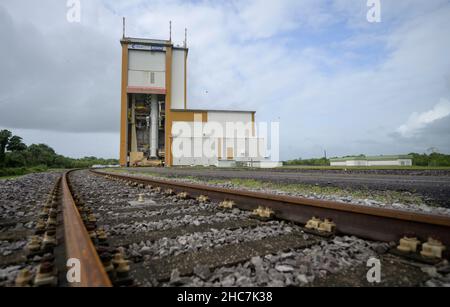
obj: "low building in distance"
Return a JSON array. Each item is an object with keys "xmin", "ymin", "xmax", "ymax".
[{"xmin": 329, "ymin": 155, "xmax": 413, "ymax": 167}]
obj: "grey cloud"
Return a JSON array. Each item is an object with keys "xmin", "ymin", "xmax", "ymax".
[
  {"xmin": 0, "ymin": 4, "xmax": 121, "ymax": 133},
  {"xmin": 389, "ymin": 115, "xmax": 450, "ymax": 153},
  {"xmin": 1, "ymin": 1, "xmax": 450, "ymax": 160}
]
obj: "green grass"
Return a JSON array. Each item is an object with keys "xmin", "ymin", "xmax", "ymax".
[
  {"xmin": 199, "ymin": 178, "xmax": 424, "ymax": 205},
  {"xmin": 116, "ymin": 165, "xmax": 450, "ymax": 171},
  {"xmin": 0, "ymin": 166, "xmax": 67, "ymax": 179},
  {"xmin": 106, "ymin": 168, "xmax": 426, "ymax": 206},
  {"xmin": 279, "ymin": 165, "xmax": 450, "ymax": 170},
  {"xmin": 0, "ymin": 175, "xmax": 23, "ymax": 180}
]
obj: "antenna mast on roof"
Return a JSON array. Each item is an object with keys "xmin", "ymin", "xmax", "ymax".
[
  {"xmin": 184, "ymin": 28, "xmax": 187, "ymax": 48},
  {"xmin": 122, "ymin": 17, "xmax": 126, "ymax": 39},
  {"xmin": 169, "ymin": 21, "xmax": 172, "ymax": 42}
]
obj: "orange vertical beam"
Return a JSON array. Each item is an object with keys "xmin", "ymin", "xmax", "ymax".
[
  {"xmin": 165, "ymin": 45, "xmax": 173, "ymax": 167},
  {"xmin": 252, "ymin": 112, "xmax": 255, "ymax": 137},
  {"xmin": 218, "ymin": 138, "xmax": 222, "ymax": 160},
  {"xmin": 119, "ymin": 43, "xmax": 129, "ymax": 166}
]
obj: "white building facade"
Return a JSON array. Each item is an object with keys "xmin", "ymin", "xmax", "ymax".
[
  {"xmin": 330, "ymin": 155, "xmax": 413, "ymax": 167},
  {"xmin": 120, "ymin": 35, "xmax": 281, "ymax": 168}
]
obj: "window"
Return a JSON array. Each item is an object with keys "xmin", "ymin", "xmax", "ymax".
[{"xmin": 150, "ymin": 72, "xmax": 155, "ymax": 84}]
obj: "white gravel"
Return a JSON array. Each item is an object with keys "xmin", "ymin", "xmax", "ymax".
[{"xmin": 113, "ymin": 172, "xmax": 450, "ymax": 216}]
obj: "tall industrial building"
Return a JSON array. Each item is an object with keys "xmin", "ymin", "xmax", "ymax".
[{"xmin": 120, "ymin": 31, "xmax": 280, "ymax": 168}]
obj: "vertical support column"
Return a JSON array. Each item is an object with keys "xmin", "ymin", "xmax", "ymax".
[
  {"xmin": 251, "ymin": 112, "xmax": 256, "ymax": 164},
  {"xmin": 184, "ymin": 49, "xmax": 188, "ymax": 110},
  {"xmin": 119, "ymin": 43, "xmax": 129, "ymax": 166},
  {"xmin": 150, "ymin": 94, "xmax": 159, "ymax": 158},
  {"xmin": 165, "ymin": 45, "xmax": 173, "ymax": 167},
  {"xmin": 130, "ymin": 95, "xmax": 138, "ymax": 153},
  {"xmin": 252, "ymin": 112, "xmax": 255, "ymax": 137}
]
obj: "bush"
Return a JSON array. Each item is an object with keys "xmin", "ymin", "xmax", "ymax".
[
  {"xmin": 409, "ymin": 153, "xmax": 450, "ymax": 167},
  {"xmin": 0, "ymin": 166, "xmax": 49, "ymax": 178},
  {"xmin": 284, "ymin": 157, "xmax": 329, "ymax": 166},
  {"xmin": 0, "ymin": 167, "xmax": 27, "ymax": 177}
]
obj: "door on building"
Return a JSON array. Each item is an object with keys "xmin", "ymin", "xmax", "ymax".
[{"xmin": 227, "ymin": 147, "xmax": 234, "ymax": 160}]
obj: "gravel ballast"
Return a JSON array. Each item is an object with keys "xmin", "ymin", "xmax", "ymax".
[
  {"xmin": 111, "ymin": 171, "xmax": 450, "ymax": 216},
  {"xmin": 69, "ymin": 170, "xmax": 442, "ymax": 287},
  {"xmin": 0, "ymin": 172, "xmax": 62, "ymax": 286}
]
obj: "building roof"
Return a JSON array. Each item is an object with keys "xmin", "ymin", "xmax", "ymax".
[
  {"xmin": 121, "ymin": 37, "xmax": 169, "ymax": 45},
  {"xmin": 120, "ymin": 37, "xmax": 188, "ymax": 50},
  {"xmin": 171, "ymin": 109, "xmax": 256, "ymax": 114},
  {"xmin": 330, "ymin": 155, "xmax": 413, "ymax": 162}
]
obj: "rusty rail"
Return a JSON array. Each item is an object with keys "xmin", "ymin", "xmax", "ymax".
[
  {"xmin": 62, "ymin": 171, "xmax": 112, "ymax": 287},
  {"xmin": 93, "ymin": 170, "xmax": 450, "ymax": 247}
]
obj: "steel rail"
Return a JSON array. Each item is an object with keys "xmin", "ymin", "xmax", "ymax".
[
  {"xmin": 93, "ymin": 170, "xmax": 450, "ymax": 247},
  {"xmin": 62, "ymin": 171, "xmax": 112, "ymax": 287}
]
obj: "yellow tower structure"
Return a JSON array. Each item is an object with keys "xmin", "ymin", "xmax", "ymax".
[
  {"xmin": 119, "ymin": 22, "xmax": 274, "ymax": 168},
  {"xmin": 120, "ymin": 29, "xmax": 190, "ymax": 167}
]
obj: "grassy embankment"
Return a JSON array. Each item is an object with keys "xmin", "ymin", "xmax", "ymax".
[
  {"xmin": 104, "ymin": 168, "xmax": 426, "ymax": 205},
  {"xmin": 0, "ymin": 166, "xmax": 66, "ymax": 180},
  {"xmin": 279, "ymin": 165, "xmax": 450, "ymax": 170}
]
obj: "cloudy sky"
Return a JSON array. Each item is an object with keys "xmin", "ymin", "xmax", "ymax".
[{"xmin": 1, "ymin": 0, "xmax": 449, "ymax": 160}]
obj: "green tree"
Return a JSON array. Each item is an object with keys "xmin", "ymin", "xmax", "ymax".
[
  {"xmin": 285, "ymin": 157, "xmax": 330, "ymax": 166},
  {"xmin": 1, "ymin": 130, "xmax": 119, "ymax": 174},
  {"xmin": 0, "ymin": 129, "xmax": 12, "ymax": 165},
  {"xmin": 5, "ymin": 151, "xmax": 28, "ymax": 168},
  {"xmin": 7, "ymin": 135, "xmax": 27, "ymax": 152},
  {"xmin": 27, "ymin": 144, "xmax": 57, "ymax": 166}
]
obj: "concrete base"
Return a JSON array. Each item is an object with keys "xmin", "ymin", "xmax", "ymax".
[
  {"xmin": 216, "ymin": 160, "xmax": 237, "ymax": 168},
  {"xmin": 215, "ymin": 159, "xmax": 282, "ymax": 168},
  {"xmin": 253, "ymin": 161, "xmax": 283, "ymax": 168}
]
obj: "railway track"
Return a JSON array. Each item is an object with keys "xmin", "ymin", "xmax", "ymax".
[
  {"xmin": 123, "ymin": 167, "xmax": 450, "ymax": 207},
  {"xmin": 92, "ymin": 170, "xmax": 450, "ymax": 247},
  {"xmin": 0, "ymin": 171, "xmax": 111, "ymax": 287},
  {"xmin": 1, "ymin": 169, "xmax": 450, "ymax": 287}
]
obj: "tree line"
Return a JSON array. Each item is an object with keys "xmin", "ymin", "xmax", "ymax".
[
  {"xmin": 408, "ymin": 152, "xmax": 450, "ymax": 167},
  {"xmin": 0, "ymin": 129, "xmax": 118, "ymax": 176},
  {"xmin": 284, "ymin": 157, "xmax": 330, "ymax": 166}
]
